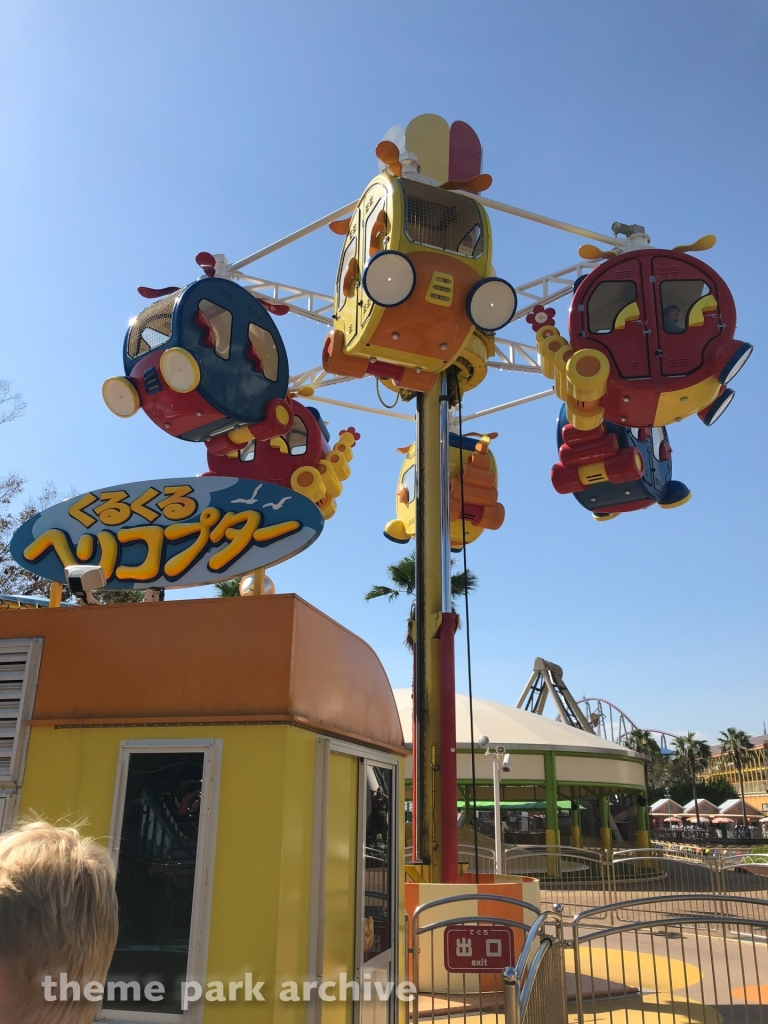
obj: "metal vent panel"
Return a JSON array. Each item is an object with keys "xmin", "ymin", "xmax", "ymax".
[{"xmin": 0, "ymin": 640, "xmax": 43, "ymax": 784}]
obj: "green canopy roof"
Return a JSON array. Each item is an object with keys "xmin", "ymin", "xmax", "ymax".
[{"xmin": 461, "ymin": 800, "xmax": 585, "ymax": 811}]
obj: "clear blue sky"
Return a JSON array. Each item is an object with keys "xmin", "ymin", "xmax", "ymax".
[{"xmin": 2, "ymin": 1, "xmax": 766, "ymax": 740}]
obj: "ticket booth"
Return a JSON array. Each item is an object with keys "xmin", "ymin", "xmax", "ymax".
[{"xmin": 0, "ymin": 595, "xmax": 406, "ymax": 1024}]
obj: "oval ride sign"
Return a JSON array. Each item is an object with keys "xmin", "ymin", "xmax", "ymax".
[
  {"xmin": 10, "ymin": 477, "xmax": 324, "ymax": 590},
  {"xmin": 443, "ymin": 925, "xmax": 514, "ymax": 973}
]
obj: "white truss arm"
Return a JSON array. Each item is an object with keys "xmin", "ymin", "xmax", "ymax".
[
  {"xmin": 289, "ymin": 366, "xmax": 356, "ymax": 391},
  {"xmin": 232, "ymin": 272, "xmax": 334, "ymax": 325},
  {"xmin": 307, "ymin": 393, "xmax": 415, "ymax": 422},
  {"xmin": 488, "ymin": 340, "xmax": 541, "ymax": 373},
  {"xmin": 471, "ymin": 194, "xmax": 622, "ymax": 248},
  {"xmin": 461, "ymin": 388, "xmax": 554, "ymax": 422},
  {"xmin": 228, "ymin": 201, "xmax": 358, "ymax": 272},
  {"xmin": 227, "ymin": 195, "xmax": 617, "ymax": 277},
  {"xmin": 509, "ymin": 260, "xmax": 599, "ymax": 319},
  {"xmin": 235, "ymin": 258, "xmax": 597, "ymax": 338}
]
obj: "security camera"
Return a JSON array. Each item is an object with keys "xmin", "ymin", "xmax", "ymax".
[
  {"xmin": 477, "ymin": 735, "xmax": 489, "ymax": 749},
  {"xmin": 64, "ymin": 565, "xmax": 106, "ymax": 606},
  {"xmin": 501, "ymin": 753, "xmax": 512, "ymax": 773},
  {"xmin": 495, "ymin": 744, "xmax": 505, "ymax": 755}
]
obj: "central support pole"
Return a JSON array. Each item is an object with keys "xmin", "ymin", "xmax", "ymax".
[
  {"xmin": 438, "ymin": 376, "xmax": 458, "ymax": 883},
  {"xmin": 414, "ymin": 384, "xmax": 444, "ymax": 879},
  {"xmin": 413, "ymin": 377, "xmax": 457, "ymax": 882}
]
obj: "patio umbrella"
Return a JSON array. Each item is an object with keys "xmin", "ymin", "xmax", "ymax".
[
  {"xmin": 685, "ymin": 815, "xmax": 710, "ymax": 823},
  {"xmin": 759, "ymin": 817, "xmax": 768, "ymax": 824},
  {"xmin": 712, "ymin": 816, "xmax": 735, "ymax": 824},
  {"xmin": 664, "ymin": 816, "xmax": 683, "ymax": 823}
]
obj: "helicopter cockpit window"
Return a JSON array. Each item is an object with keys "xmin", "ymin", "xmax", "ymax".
[
  {"xmin": 587, "ymin": 281, "xmax": 639, "ymax": 334},
  {"xmin": 337, "ymin": 232, "xmax": 358, "ymax": 308},
  {"xmin": 247, "ymin": 324, "xmax": 280, "ymax": 381},
  {"xmin": 126, "ymin": 293, "xmax": 177, "ymax": 359},
  {"xmin": 198, "ymin": 300, "xmax": 232, "ymax": 360},
  {"xmin": 285, "ymin": 416, "xmax": 308, "ymax": 456},
  {"xmin": 364, "ymin": 193, "xmax": 388, "ymax": 258},
  {"xmin": 401, "ymin": 463, "xmax": 415, "ymax": 504},
  {"xmin": 399, "ymin": 178, "xmax": 484, "ymax": 258},
  {"xmin": 660, "ymin": 280, "xmax": 712, "ymax": 334},
  {"xmin": 651, "ymin": 427, "xmax": 664, "ymax": 460}
]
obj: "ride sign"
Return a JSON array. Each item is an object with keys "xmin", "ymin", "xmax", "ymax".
[
  {"xmin": 10, "ymin": 476, "xmax": 324, "ymax": 590},
  {"xmin": 443, "ymin": 926, "xmax": 514, "ymax": 973}
]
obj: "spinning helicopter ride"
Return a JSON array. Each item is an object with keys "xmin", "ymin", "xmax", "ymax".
[{"xmin": 93, "ymin": 112, "xmax": 753, "ymax": 881}]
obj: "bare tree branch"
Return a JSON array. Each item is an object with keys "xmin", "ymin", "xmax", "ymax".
[{"xmin": 0, "ymin": 380, "xmax": 26, "ymax": 426}]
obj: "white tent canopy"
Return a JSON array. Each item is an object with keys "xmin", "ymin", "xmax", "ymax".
[{"xmin": 392, "ymin": 689, "xmax": 645, "ymax": 758}]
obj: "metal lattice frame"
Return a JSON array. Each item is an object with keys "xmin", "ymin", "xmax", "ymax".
[{"xmin": 207, "ymin": 194, "xmax": 617, "ymax": 423}]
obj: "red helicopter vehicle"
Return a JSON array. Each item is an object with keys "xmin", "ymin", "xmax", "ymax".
[
  {"xmin": 205, "ymin": 399, "xmax": 359, "ymax": 521},
  {"xmin": 531, "ymin": 231, "xmax": 752, "ymax": 433}
]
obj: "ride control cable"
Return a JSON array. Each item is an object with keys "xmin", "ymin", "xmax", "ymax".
[{"xmin": 456, "ymin": 397, "xmax": 481, "ymax": 881}]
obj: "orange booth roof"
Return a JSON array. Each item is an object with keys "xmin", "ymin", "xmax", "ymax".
[{"xmin": 0, "ymin": 594, "xmax": 405, "ymax": 754}]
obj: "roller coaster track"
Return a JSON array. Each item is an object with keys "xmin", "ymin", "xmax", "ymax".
[{"xmin": 576, "ymin": 697, "xmax": 679, "ymax": 753}]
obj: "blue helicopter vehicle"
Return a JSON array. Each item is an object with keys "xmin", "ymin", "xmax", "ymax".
[
  {"xmin": 554, "ymin": 405, "xmax": 691, "ymax": 521},
  {"xmin": 102, "ymin": 276, "xmax": 294, "ymax": 452}
]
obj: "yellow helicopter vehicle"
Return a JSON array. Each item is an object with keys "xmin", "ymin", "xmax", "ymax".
[
  {"xmin": 322, "ymin": 115, "xmax": 517, "ymax": 396},
  {"xmin": 384, "ymin": 431, "xmax": 505, "ymax": 549}
]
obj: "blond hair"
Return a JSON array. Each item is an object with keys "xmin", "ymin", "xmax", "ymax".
[{"xmin": 0, "ymin": 820, "xmax": 119, "ymax": 1024}]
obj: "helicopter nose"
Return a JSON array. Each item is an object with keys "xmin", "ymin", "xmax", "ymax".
[
  {"xmin": 718, "ymin": 342, "xmax": 753, "ymax": 385},
  {"xmin": 698, "ymin": 387, "xmax": 735, "ymax": 426},
  {"xmin": 102, "ymin": 377, "xmax": 140, "ymax": 417}
]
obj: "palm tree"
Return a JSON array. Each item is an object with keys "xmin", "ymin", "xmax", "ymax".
[
  {"xmin": 214, "ymin": 578, "xmax": 241, "ymax": 597},
  {"xmin": 364, "ymin": 552, "xmax": 477, "ymax": 648},
  {"xmin": 672, "ymin": 732, "xmax": 711, "ymax": 827},
  {"xmin": 718, "ymin": 728, "xmax": 754, "ymax": 830},
  {"xmin": 624, "ymin": 729, "xmax": 660, "ymax": 792}
]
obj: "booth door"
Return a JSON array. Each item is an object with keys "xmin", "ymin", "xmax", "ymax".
[
  {"xmin": 318, "ymin": 744, "xmax": 397, "ymax": 1024},
  {"xmin": 322, "ymin": 751, "xmax": 360, "ymax": 1024},
  {"xmin": 360, "ymin": 762, "xmax": 395, "ymax": 1024}
]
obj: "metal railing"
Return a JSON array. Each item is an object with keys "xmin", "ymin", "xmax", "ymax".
[
  {"xmin": 572, "ymin": 894, "xmax": 768, "ymax": 1024},
  {"xmin": 409, "ymin": 892, "xmax": 540, "ymax": 1024},
  {"xmin": 404, "ymin": 856, "xmax": 768, "ymax": 1024},
  {"xmin": 493, "ymin": 845, "xmax": 768, "ymax": 919},
  {"xmin": 502, "ymin": 907, "xmax": 567, "ymax": 1024}
]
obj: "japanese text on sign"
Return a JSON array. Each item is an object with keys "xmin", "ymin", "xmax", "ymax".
[
  {"xmin": 443, "ymin": 926, "xmax": 514, "ymax": 973},
  {"xmin": 9, "ymin": 477, "xmax": 323, "ymax": 589}
]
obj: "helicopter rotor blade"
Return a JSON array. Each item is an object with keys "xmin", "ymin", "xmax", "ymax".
[
  {"xmin": 255, "ymin": 297, "xmax": 291, "ymax": 316},
  {"xmin": 137, "ymin": 286, "xmax": 180, "ymax": 298},
  {"xmin": 440, "ymin": 173, "xmax": 492, "ymax": 194},
  {"xmin": 375, "ymin": 140, "xmax": 402, "ymax": 177},
  {"xmin": 672, "ymin": 234, "xmax": 716, "ymax": 253},
  {"xmin": 195, "ymin": 251, "xmax": 217, "ymax": 277},
  {"xmin": 578, "ymin": 244, "xmax": 617, "ymax": 261}
]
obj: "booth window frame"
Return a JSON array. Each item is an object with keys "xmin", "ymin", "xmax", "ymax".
[
  {"xmin": 100, "ymin": 738, "xmax": 222, "ymax": 1024},
  {"xmin": 307, "ymin": 735, "xmax": 400, "ymax": 1024},
  {"xmin": 0, "ymin": 636, "xmax": 44, "ymax": 832}
]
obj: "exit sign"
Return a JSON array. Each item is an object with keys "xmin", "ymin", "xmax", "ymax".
[{"xmin": 443, "ymin": 925, "xmax": 514, "ymax": 973}]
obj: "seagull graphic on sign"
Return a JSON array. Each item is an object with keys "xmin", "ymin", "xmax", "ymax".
[{"xmin": 232, "ymin": 484, "xmax": 263, "ymax": 505}]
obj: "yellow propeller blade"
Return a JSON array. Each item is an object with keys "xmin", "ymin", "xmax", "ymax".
[
  {"xmin": 672, "ymin": 233, "xmax": 716, "ymax": 253},
  {"xmin": 578, "ymin": 243, "xmax": 616, "ymax": 260}
]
